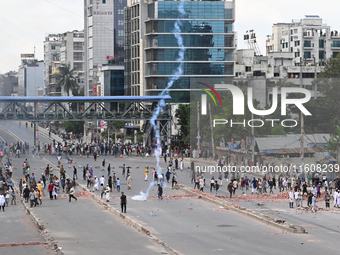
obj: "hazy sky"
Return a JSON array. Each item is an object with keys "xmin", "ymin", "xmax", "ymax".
[{"xmin": 0, "ymin": 0, "xmax": 339, "ymax": 73}]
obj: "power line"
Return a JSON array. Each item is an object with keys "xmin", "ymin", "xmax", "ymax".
[{"xmin": 44, "ymin": 0, "xmax": 84, "ymax": 19}]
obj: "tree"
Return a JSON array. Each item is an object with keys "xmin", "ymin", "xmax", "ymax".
[
  {"xmin": 60, "ymin": 121, "xmax": 84, "ymax": 134},
  {"xmin": 56, "ymin": 64, "xmax": 79, "ymax": 96},
  {"xmin": 324, "ymin": 125, "xmax": 340, "ymax": 157},
  {"xmin": 304, "ymin": 55, "xmax": 340, "ymax": 133},
  {"xmin": 175, "ymin": 104, "xmax": 190, "ymax": 145},
  {"xmin": 271, "ymin": 124, "xmax": 286, "ymax": 135}
]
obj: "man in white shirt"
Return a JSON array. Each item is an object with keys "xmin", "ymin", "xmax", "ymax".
[
  {"xmin": 100, "ymin": 175, "xmax": 105, "ymax": 187},
  {"xmin": 289, "ymin": 189, "xmax": 294, "ymax": 208},
  {"xmin": 294, "ymin": 190, "xmax": 299, "ymax": 207}
]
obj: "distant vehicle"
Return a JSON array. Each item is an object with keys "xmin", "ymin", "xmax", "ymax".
[{"xmin": 317, "ymin": 156, "xmax": 337, "ymax": 164}]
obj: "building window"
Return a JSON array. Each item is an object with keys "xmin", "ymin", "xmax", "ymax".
[
  {"xmin": 118, "ymin": 30, "xmax": 124, "ymax": 36},
  {"xmin": 73, "ymin": 52, "xmax": 83, "ymax": 61},
  {"xmin": 333, "ymin": 52, "xmax": 339, "ymax": 58},
  {"xmin": 333, "ymin": 41, "xmax": 340, "ymax": 47},
  {"xmin": 102, "ymin": 0, "xmax": 106, "ymax": 3},
  {"xmin": 245, "ymin": 66, "xmax": 251, "ymax": 72},
  {"xmin": 295, "ymin": 41, "xmax": 300, "ymax": 46},
  {"xmin": 304, "ymin": 40, "xmax": 311, "ymax": 47},
  {"xmin": 304, "ymin": 51, "xmax": 311, "ymax": 59},
  {"xmin": 319, "ymin": 51, "xmax": 325, "ymax": 59},
  {"xmin": 225, "ymin": 9, "xmax": 232, "ymax": 19},
  {"xmin": 118, "ymin": 20, "xmax": 124, "ymax": 26},
  {"xmin": 51, "ymin": 45, "xmax": 56, "ymax": 50},
  {"xmin": 319, "ymin": 40, "xmax": 324, "ymax": 48},
  {"xmin": 295, "ymin": 52, "xmax": 300, "ymax": 58},
  {"xmin": 74, "ymin": 63, "xmax": 83, "ymax": 71},
  {"xmin": 74, "ymin": 42, "xmax": 83, "ymax": 51}
]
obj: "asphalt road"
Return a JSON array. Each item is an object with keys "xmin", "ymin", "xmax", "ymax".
[
  {"xmin": 1, "ymin": 121, "xmax": 340, "ymax": 255},
  {"xmin": 0, "ymin": 201, "xmax": 52, "ymax": 255}
]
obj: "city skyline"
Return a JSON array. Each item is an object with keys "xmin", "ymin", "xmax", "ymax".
[{"xmin": 0, "ymin": 0, "xmax": 339, "ymax": 74}]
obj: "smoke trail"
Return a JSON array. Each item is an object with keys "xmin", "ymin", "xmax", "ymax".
[{"xmin": 132, "ymin": 0, "xmax": 186, "ymax": 201}]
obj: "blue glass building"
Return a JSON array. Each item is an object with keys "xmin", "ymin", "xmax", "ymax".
[{"xmin": 125, "ymin": 0, "xmax": 235, "ymax": 102}]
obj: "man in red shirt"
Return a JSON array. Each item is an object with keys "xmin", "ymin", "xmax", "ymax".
[{"xmin": 48, "ymin": 183, "xmax": 54, "ymax": 200}]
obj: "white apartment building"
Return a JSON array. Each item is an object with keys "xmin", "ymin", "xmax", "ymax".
[
  {"xmin": 268, "ymin": 15, "xmax": 340, "ymax": 66},
  {"xmin": 84, "ymin": 0, "xmax": 126, "ymax": 97},
  {"xmin": 18, "ymin": 58, "xmax": 44, "ymax": 97},
  {"xmin": 43, "ymin": 34, "xmax": 62, "ymax": 96},
  {"xmin": 60, "ymin": 30, "xmax": 85, "ymax": 95}
]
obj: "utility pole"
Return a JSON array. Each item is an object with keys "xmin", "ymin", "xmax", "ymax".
[
  {"xmin": 209, "ymin": 103, "xmax": 215, "ymax": 159},
  {"xmin": 197, "ymin": 101, "xmax": 200, "ymax": 156},
  {"xmin": 314, "ymin": 56, "xmax": 318, "ymax": 99},
  {"xmin": 300, "ymin": 57, "xmax": 305, "ymax": 175},
  {"xmin": 251, "ymin": 111, "xmax": 255, "ymax": 165}
]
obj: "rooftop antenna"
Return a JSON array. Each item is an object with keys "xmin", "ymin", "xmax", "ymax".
[{"xmin": 243, "ymin": 29, "xmax": 262, "ymax": 56}]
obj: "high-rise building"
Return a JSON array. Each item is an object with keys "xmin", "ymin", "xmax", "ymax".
[
  {"xmin": 43, "ymin": 34, "xmax": 62, "ymax": 96},
  {"xmin": 60, "ymin": 30, "xmax": 85, "ymax": 95},
  {"xmin": 267, "ymin": 16, "xmax": 340, "ymax": 66},
  {"xmin": 18, "ymin": 57, "xmax": 44, "ymax": 97},
  {"xmin": 84, "ymin": 0, "xmax": 127, "ymax": 97},
  {"xmin": 0, "ymin": 71, "xmax": 18, "ymax": 97},
  {"xmin": 124, "ymin": 0, "xmax": 236, "ymax": 102}
]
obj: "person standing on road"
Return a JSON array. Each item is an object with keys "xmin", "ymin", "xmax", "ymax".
[
  {"xmin": 89, "ymin": 166, "xmax": 93, "ymax": 178},
  {"xmin": 0, "ymin": 193, "xmax": 5, "ymax": 211},
  {"xmin": 69, "ymin": 186, "xmax": 77, "ymax": 202},
  {"xmin": 251, "ymin": 178, "xmax": 258, "ymax": 194},
  {"xmin": 100, "ymin": 175, "xmax": 105, "ymax": 187},
  {"xmin": 199, "ymin": 176, "xmax": 204, "ymax": 192},
  {"xmin": 268, "ymin": 179, "xmax": 274, "ymax": 194},
  {"xmin": 180, "ymin": 158, "xmax": 184, "ymax": 171},
  {"xmin": 166, "ymin": 169, "xmax": 171, "ymax": 183},
  {"xmin": 316, "ymin": 183, "xmax": 322, "ymax": 198},
  {"xmin": 120, "ymin": 192, "xmax": 126, "ymax": 213},
  {"xmin": 117, "ymin": 178, "xmax": 120, "ymax": 192},
  {"xmin": 228, "ymin": 182, "xmax": 233, "ymax": 198},
  {"xmin": 107, "ymin": 164, "xmax": 111, "ymax": 177},
  {"xmin": 172, "ymin": 175, "xmax": 178, "ymax": 189},
  {"xmin": 122, "ymin": 164, "xmax": 126, "ymax": 177},
  {"xmin": 29, "ymin": 188, "xmax": 35, "ymax": 208},
  {"xmin": 108, "ymin": 176, "xmax": 113, "ymax": 191},
  {"xmin": 94, "ymin": 176, "xmax": 99, "ymax": 191},
  {"xmin": 73, "ymin": 166, "xmax": 78, "ymax": 180},
  {"xmin": 127, "ymin": 174, "xmax": 132, "ymax": 189},
  {"xmin": 289, "ymin": 189, "xmax": 294, "ymax": 208},
  {"xmin": 294, "ymin": 190, "xmax": 299, "ymax": 207},
  {"xmin": 325, "ymin": 192, "xmax": 330, "ymax": 208},
  {"xmin": 23, "ymin": 186, "xmax": 29, "ymax": 203},
  {"xmin": 334, "ymin": 189, "xmax": 338, "ymax": 208},
  {"xmin": 158, "ymin": 184, "xmax": 163, "ymax": 199},
  {"xmin": 232, "ymin": 179, "xmax": 238, "ymax": 195},
  {"xmin": 102, "ymin": 159, "xmax": 106, "ymax": 171},
  {"xmin": 48, "ymin": 183, "xmax": 54, "ymax": 200},
  {"xmin": 61, "ymin": 177, "xmax": 66, "ymax": 192},
  {"xmin": 83, "ymin": 167, "xmax": 86, "ymax": 181},
  {"xmin": 145, "ymin": 167, "xmax": 149, "ymax": 181},
  {"xmin": 214, "ymin": 180, "xmax": 219, "ymax": 196},
  {"xmin": 312, "ymin": 194, "xmax": 317, "ymax": 212},
  {"xmin": 105, "ymin": 184, "xmax": 110, "ymax": 202},
  {"xmin": 113, "ymin": 173, "xmax": 117, "ymax": 188},
  {"xmin": 210, "ymin": 177, "xmax": 215, "ymax": 192},
  {"xmin": 194, "ymin": 174, "xmax": 199, "ymax": 189}
]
